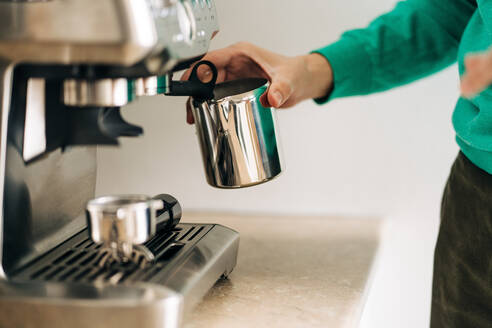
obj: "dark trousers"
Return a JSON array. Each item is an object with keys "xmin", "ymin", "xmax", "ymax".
[{"xmin": 431, "ymin": 152, "xmax": 492, "ymax": 327}]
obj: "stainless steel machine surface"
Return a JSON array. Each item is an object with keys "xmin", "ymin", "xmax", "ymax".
[
  {"xmin": 0, "ymin": 1, "xmax": 239, "ymax": 327},
  {"xmin": 8, "ymin": 223, "xmax": 239, "ymax": 328}
]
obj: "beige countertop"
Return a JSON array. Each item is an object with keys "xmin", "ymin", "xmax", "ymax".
[{"xmin": 182, "ymin": 213, "xmax": 381, "ymax": 328}]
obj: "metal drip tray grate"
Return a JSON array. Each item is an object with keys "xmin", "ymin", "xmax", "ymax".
[{"xmin": 12, "ymin": 223, "xmax": 212, "ymax": 285}]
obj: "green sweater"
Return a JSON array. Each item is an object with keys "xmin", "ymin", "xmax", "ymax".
[{"xmin": 313, "ymin": 0, "xmax": 492, "ymax": 173}]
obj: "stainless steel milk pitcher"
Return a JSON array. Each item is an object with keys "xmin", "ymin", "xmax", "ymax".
[
  {"xmin": 191, "ymin": 65, "xmax": 282, "ymax": 188},
  {"xmin": 166, "ymin": 61, "xmax": 283, "ymax": 188}
]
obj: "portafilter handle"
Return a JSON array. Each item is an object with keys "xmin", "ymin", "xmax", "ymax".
[{"xmin": 153, "ymin": 194, "xmax": 182, "ymax": 232}]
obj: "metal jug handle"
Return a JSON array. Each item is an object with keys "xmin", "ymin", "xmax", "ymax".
[
  {"xmin": 189, "ymin": 61, "xmax": 218, "ymax": 90},
  {"xmin": 165, "ymin": 60, "xmax": 218, "ymax": 101}
]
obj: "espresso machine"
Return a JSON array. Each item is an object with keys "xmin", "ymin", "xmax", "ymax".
[{"xmin": 0, "ymin": 1, "xmax": 239, "ymax": 327}]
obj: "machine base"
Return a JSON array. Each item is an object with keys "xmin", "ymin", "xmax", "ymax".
[{"xmin": 2, "ymin": 223, "xmax": 239, "ymax": 328}]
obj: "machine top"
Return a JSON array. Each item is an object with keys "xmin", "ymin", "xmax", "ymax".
[{"xmin": 0, "ymin": 0, "xmax": 218, "ymax": 73}]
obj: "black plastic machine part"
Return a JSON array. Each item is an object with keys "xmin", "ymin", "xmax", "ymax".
[
  {"xmin": 165, "ymin": 60, "xmax": 218, "ymax": 101},
  {"xmin": 8, "ymin": 56, "xmax": 213, "ymax": 164},
  {"xmin": 8, "ymin": 64, "xmax": 146, "ymax": 164},
  {"xmin": 153, "ymin": 194, "xmax": 182, "ymax": 232}
]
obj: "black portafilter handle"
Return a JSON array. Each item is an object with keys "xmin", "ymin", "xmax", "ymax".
[
  {"xmin": 165, "ymin": 60, "xmax": 218, "ymax": 101},
  {"xmin": 153, "ymin": 194, "xmax": 182, "ymax": 232}
]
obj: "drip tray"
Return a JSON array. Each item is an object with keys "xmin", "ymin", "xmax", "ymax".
[
  {"xmin": 2, "ymin": 223, "xmax": 239, "ymax": 328},
  {"xmin": 11, "ymin": 223, "xmax": 240, "ymax": 306}
]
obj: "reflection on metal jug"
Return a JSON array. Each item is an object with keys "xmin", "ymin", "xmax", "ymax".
[{"xmin": 192, "ymin": 78, "xmax": 283, "ymax": 188}]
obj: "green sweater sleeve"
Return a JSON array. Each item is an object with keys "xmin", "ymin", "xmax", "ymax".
[{"xmin": 313, "ymin": 0, "xmax": 476, "ymax": 103}]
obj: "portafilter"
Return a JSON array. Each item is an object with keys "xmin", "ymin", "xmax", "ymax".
[{"xmin": 86, "ymin": 194, "xmax": 182, "ymax": 267}]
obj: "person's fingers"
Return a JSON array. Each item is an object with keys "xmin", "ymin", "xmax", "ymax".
[
  {"xmin": 267, "ymin": 78, "xmax": 293, "ymax": 108},
  {"xmin": 260, "ymin": 92, "xmax": 270, "ymax": 107},
  {"xmin": 461, "ymin": 50, "xmax": 492, "ymax": 98},
  {"xmin": 181, "ymin": 47, "xmax": 234, "ymax": 81},
  {"xmin": 180, "ymin": 42, "xmax": 293, "ymax": 113},
  {"xmin": 186, "ymin": 98, "xmax": 195, "ymax": 124},
  {"xmin": 181, "ymin": 63, "xmax": 194, "ymax": 81},
  {"xmin": 259, "ymin": 78, "xmax": 294, "ymax": 108},
  {"xmin": 201, "ymin": 47, "xmax": 235, "ymax": 69}
]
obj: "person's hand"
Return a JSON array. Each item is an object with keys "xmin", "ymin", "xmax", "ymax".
[
  {"xmin": 182, "ymin": 42, "xmax": 333, "ymax": 124},
  {"xmin": 461, "ymin": 46, "xmax": 492, "ymax": 98}
]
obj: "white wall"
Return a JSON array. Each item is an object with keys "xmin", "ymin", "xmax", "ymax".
[
  {"xmin": 97, "ymin": 0, "xmax": 458, "ymax": 217},
  {"xmin": 97, "ymin": 0, "xmax": 460, "ymax": 327}
]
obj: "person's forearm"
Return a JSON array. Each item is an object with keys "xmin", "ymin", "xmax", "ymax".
[{"xmin": 312, "ymin": 0, "xmax": 476, "ymax": 103}]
